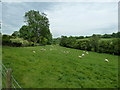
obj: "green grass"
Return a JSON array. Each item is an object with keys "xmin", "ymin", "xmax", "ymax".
[{"xmin": 2, "ymin": 45, "xmax": 118, "ymax": 88}]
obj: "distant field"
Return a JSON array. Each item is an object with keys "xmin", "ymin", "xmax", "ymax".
[
  {"xmin": 2, "ymin": 45, "xmax": 118, "ymax": 88},
  {"xmin": 77, "ymin": 38, "xmax": 116, "ymax": 41}
]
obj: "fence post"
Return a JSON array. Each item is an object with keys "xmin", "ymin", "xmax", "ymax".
[{"xmin": 6, "ymin": 68, "xmax": 12, "ymax": 88}]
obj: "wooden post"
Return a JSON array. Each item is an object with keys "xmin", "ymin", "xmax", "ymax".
[{"xmin": 6, "ymin": 68, "xmax": 12, "ymax": 88}]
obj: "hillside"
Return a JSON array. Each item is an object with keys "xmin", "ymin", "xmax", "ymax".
[{"xmin": 2, "ymin": 45, "xmax": 118, "ymax": 88}]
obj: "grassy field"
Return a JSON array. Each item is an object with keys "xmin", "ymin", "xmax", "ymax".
[
  {"xmin": 2, "ymin": 45, "xmax": 118, "ymax": 88},
  {"xmin": 77, "ymin": 38, "xmax": 116, "ymax": 41}
]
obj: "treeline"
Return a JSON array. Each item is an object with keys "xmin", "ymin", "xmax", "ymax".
[
  {"xmin": 53, "ymin": 32, "xmax": 120, "ymax": 45},
  {"xmin": 71, "ymin": 32, "xmax": 120, "ymax": 39},
  {"xmin": 59, "ymin": 34, "xmax": 120, "ymax": 55}
]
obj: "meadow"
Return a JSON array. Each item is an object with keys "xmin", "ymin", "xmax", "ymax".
[{"xmin": 2, "ymin": 45, "xmax": 118, "ymax": 88}]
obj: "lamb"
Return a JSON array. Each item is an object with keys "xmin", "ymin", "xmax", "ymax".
[{"xmin": 105, "ymin": 58, "xmax": 109, "ymax": 62}]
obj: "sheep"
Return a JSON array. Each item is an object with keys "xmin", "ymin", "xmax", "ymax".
[
  {"xmin": 66, "ymin": 51, "xmax": 69, "ymax": 53},
  {"xmin": 78, "ymin": 56, "xmax": 82, "ymax": 58},
  {"xmin": 82, "ymin": 54, "xmax": 85, "ymax": 56},
  {"xmin": 33, "ymin": 50, "xmax": 36, "ymax": 53},
  {"xmin": 63, "ymin": 51, "xmax": 69, "ymax": 54},
  {"xmin": 86, "ymin": 52, "xmax": 89, "ymax": 54},
  {"xmin": 40, "ymin": 48, "xmax": 46, "ymax": 51},
  {"xmin": 105, "ymin": 58, "xmax": 109, "ymax": 62}
]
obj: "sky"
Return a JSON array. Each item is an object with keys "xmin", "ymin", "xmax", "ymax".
[{"xmin": 1, "ymin": 0, "xmax": 118, "ymax": 38}]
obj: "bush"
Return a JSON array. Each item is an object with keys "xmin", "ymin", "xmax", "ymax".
[
  {"xmin": 2, "ymin": 35, "xmax": 12, "ymax": 46},
  {"xmin": 10, "ymin": 37, "xmax": 30, "ymax": 46},
  {"xmin": 98, "ymin": 38, "xmax": 119, "ymax": 55},
  {"xmin": 75, "ymin": 40, "xmax": 92, "ymax": 51}
]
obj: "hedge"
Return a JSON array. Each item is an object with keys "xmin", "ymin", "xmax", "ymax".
[{"xmin": 60, "ymin": 37, "xmax": 120, "ymax": 55}]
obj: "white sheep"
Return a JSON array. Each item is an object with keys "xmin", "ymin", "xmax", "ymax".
[
  {"xmin": 66, "ymin": 51, "xmax": 69, "ymax": 53},
  {"xmin": 82, "ymin": 54, "xmax": 85, "ymax": 56},
  {"xmin": 78, "ymin": 56, "xmax": 82, "ymax": 58},
  {"xmin": 40, "ymin": 48, "xmax": 46, "ymax": 51},
  {"xmin": 105, "ymin": 58, "xmax": 109, "ymax": 62},
  {"xmin": 63, "ymin": 51, "xmax": 69, "ymax": 54},
  {"xmin": 86, "ymin": 52, "xmax": 89, "ymax": 54},
  {"xmin": 33, "ymin": 50, "xmax": 36, "ymax": 53}
]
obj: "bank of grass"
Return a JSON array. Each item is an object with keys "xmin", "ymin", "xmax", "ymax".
[{"xmin": 2, "ymin": 45, "xmax": 118, "ymax": 88}]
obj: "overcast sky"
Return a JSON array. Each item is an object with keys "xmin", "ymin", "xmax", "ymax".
[{"xmin": 1, "ymin": 1, "xmax": 118, "ymax": 38}]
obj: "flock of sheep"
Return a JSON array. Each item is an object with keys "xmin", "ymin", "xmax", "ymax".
[
  {"xmin": 78, "ymin": 51, "xmax": 89, "ymax": 59},
  {"xmin": 32, "ymin": 46, "xmax": 109, "ymax": 63}
]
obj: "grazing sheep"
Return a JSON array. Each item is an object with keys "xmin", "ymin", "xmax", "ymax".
[
  {"xmin": 78, "ymin": 56, "xmax": 82, "ymax": 58},
  {"xmin": 86, "ymin": 52, "xmax": 89, "ymax": 54},
  {"xmin": 66, "ymin": 51, "xmax": 69, "ymax": 53},
  {"xmin": 40, "ymin": 48, "xmax": 46, "ymax": 51},
  {"xmin": 105, "ymin": 58, "xmax": 109, "ymax": 62},
  {"xmin": 63, "ymin": 51, "xmax": 69, "ymax": 54},
  {"xmin": 82, "ymin": 54, "xmax": 85, "ymax": 56},
  {"xmin": 33, "ymin": 51, "xmax": 36, "ymax": 53}
]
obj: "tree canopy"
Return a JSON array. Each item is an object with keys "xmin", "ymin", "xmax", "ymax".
[{"xmin": 19, "ymin": 10, "xmax": 52, "ymax": 45}]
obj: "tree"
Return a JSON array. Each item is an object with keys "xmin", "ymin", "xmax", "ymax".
[
  {"xmin": 60, "ymin": 36, "xmax": 68, "ymax": 47},
  {"xmin": 89, "ymin": 34, "xmax": 100, "ymax": 52},
  {"xmin": 12, "ymin": 31, "xmax": 20, "ymax": 37},
  {"xmin": 19, "ymin": 25, "xmax": 31, "ymax": 41},
  {"xmin": 19, "ymin": 10, "xmax": 52, "ymax": 44}
]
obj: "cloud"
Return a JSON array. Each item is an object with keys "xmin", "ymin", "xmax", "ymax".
[
  {"xmin": 2, "ymin": 2, "xmax": 118, "ymax": 38},
  {"xmin": 46, "ymin": 2, "xmax": 118, "ymax": 37},
  {"xmin": 2, "ymin": 2, "xmax": 55, "ymax": 34},
  {"xmin": 2, "ymin": 0, "xmax": 119, "ymax": 2}
]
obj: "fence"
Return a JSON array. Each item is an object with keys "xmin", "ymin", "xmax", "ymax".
[{"xmin": 2, "ymin": 64, "xmax": 22, "ymax": 89}]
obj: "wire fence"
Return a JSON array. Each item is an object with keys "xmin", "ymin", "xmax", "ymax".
[{"xmin": 2, "ymin": 64, "xmax": 22, "ymax": 89}]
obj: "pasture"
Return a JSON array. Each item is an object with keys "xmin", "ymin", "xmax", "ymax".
[{"xmin": 2, "ymin": 45, "xmax": 118, "ymax": 88}]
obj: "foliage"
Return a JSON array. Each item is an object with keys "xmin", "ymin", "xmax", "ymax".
[
  {"xmin": 89, "ymin": 34, "xmax": 100, "ymax": 52},
  {"xmin": 19, "ymin": 10, "xmax": 52, "ymax": 45},
  {"xmin": 98, "ymin": 38, "xmax": 120, "ymax": 55},
  {"xmin": 59, "ymin": 35, "xmax": 119, "ymax": 55},
  {"xmin": 10, "ymin": 38, "xmax": 30, "ymax": 46},
  {"xmin": 52, "ymin": 38, "xmax": 61, "ymax": 45},
  {"xmin": 75, "ymin": 40, "xmax": 92, "ymax": 51},
  {"xmin": 2, "ymin": 35, "xmax": 12, "ymax": 46},
  {"xmin": 74, "ymin": 36, "xmax": 84, "ymax": 39},
  {"xmin": 12, "ymin": 31, "xmax": 20, "ymax": 37}
]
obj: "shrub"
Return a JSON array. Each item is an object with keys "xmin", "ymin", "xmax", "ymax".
[
  {"xmin": 10, "ymin": 37, "xmax": 30, "ymax": 46},
  {"xmin": 2, "ymin": 35, "xmax": 12, "ymax": 46}
]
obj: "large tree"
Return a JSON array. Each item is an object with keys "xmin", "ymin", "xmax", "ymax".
[{"xmin": 19, "ymin": 10, "xmax": 52, "ymax": 44}]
